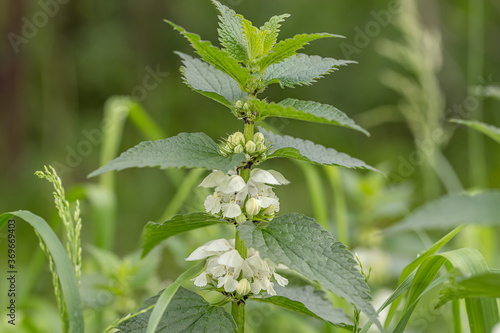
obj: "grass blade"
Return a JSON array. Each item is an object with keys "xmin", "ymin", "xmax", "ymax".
[
  {"xmin": 145, "ymin": 261, "xmax": 206, "ymax": 333},
  {"xmin": 0, "ymin": 211, "xmax": 84, "ymax": 333}
]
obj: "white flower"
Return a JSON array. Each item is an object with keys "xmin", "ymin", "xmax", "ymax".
[
  {"xmin": 249, "ymin": 168, "xmax": 289, "ymax": 185},
  {"xmin": 218, "ymin": 272, "xmax": 239, "ymax": 292},
  {"xmin": 193, "ymin": 272, "xmax": 209, "ymax": 287},
  {"xmin": 216, "ymin": 175, "xmax": 246, "ymax": 194},
  {"xmin": 185, "ymin": 238, "xmax": 233, "ymax": 261},
  {"xmin": 186, "ymin": 238, "xmax": 289, "ymax": 295},
  {"xmin": 199, "ymin": 170, "xmax": 227, "ymax": 188},
  {"xmin": 218, "ymin": 249, "xmax": 244, "ymax": 268},
  {"xmin": 200, "ymin": 167, "xmax": 288, "ymax": 219},
  {"xmin": 204, "ymin": 193, "xmax": 222, "ymax": 214}
]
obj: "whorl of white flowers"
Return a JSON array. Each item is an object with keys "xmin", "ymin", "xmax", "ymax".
[
  {"xmin": 199, "ymin": 168, "xmax": 289, "ymax": 221},
  {"xmin": 186, "ymin": 238, "xmax": 288, "ymax": 296},
  {"xmin": 220, "ymin": 131, "xmax": 268, "ymax": 161}
]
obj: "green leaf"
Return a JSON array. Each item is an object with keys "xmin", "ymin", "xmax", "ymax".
[
  {"xmin": 211, "ymin": 0, "xmax": 248, "ymax": 62},
  {"xmin": 258, "ymin": 33, "xmax": 343, "ymax": 71},
  {"xmin": 262, "ymin": 54, "xmax": 355, "ymax": 88},
  {"xmin": 166, "ymin": 20, "xmax": 251, "ymax": 87},
  {"xmin": 451, "ymin": 119, "xmax": 500, "ymax": 144},
  {"xmin": 0, "ymin": 211, "xmax": 84, "ymax": 333},
  {"xmin": 237, "ymin": 213, "xmax": 382, "ymax": 330},
  {"xmin": 391, "ymin": 248, "xmax": 499, "ymax": 333},
  {"xmin": 88, "ymin": 133, "xmax": 246, "ymax": 178},
  {"xmin": 380, "ymin": 226, "xmax": 465, "ymax": 330},
  {"xmin": 176, "ymin": 52, "xmax": 247, "ymax": 107},
  {"xmin": 260, "ymin": 14, "xmax": 290, "ymax": 54},
  {"xmin": 255, "ymin": 99, "xmax": 369, "ymax": 136},
  {"xmin": 384, "ymin": 190, "xmax": 500, "ymax": 234},
  {"xmin": 142, "ymin": 213, "xmax": 228, "ymax": 257},
  {"xmin": 116, "ymin": 267, "xmax": 236, "ymax": 332},
  {"xmin": 465, "ymin": 298, "xmax": 500, "ymax": 333},
  {"xmin": 242, "ymin": 18, "xmax": 265, "ymax": 61},
  {"xmin": 252, "ymin": 285, "xmax": 352, "ymax": 327},
  {"xmin": 437, "ymin": 271, "xmax": 500, "ymax": 308},
  {"xmin": 260, "ymin": 128, "xmax": 380, "ymax": 173}
]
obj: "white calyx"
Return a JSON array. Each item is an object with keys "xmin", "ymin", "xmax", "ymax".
[
  {"xmin": 199, "ymin": 168, "xmax": 289, "ymax": 220},
  {"xmin": 187, "ymin": 238, "xmax": 288, "ymax": 296}
]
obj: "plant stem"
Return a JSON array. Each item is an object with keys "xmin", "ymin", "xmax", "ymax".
[
  {"xmin": 240, "ymin": 121, "xmax": 254, "ymax": 182},
  {"xmin": 232, "ymin": 301, "xmax": 246, "ymax": 333},
  {"xmin": 243, "ymin": 121, "xmax": 254, "ymax": 142},
  {"xmin": 233, "ymin": 230, "xmax": 246, "ymax": 332}
]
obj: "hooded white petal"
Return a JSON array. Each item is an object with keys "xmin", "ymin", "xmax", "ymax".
[
  {"xmin": 217, "ymin": 175, "xmax": 246, "ymax": 193},
  {"xmin": 250, "ymin": 169, "xmax": 282, "ymax": 185},
  {"xmin": 193, "ymin": 272, "xmax": 208, "ymax": 287},
  {"xmin": 251, "ymin": 280, "xmax": 263, "ymax": 294},
  {"xmin": 204, "ymin": 194, "xmax": 221, "ymax": 214},
  {"xmin": 222, "ymin": 202, "xmax": 242, "ymax": 218},
  {"xmin": 267, "ymin": 170, "xmax": 290, "ymax": 185},
  {"xmin": 186, "ymin": 238, "xmax": 232, "ymax": 261},
  {"xmin": 273, "ymin": 273, "xmax": 288, "ymax": 287},
  {"xmin": 223, "ymin": 277, "xmax": 239, "ymax": 292},
  {"xmin": 199, "ymin": 171, "xmax": 227, "ymax": 188},
  {"xmin": 204, "ymin": 239, "xmax": 233, "ymax": 253},
  {"xmin": 218, "ymin": 250, "xmax": 244, "ymax": 268}
]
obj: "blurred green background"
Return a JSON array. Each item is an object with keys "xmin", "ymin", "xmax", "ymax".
[{"xmin": 1, "ymin": 0, "xmax": 500, "ymax": 332}]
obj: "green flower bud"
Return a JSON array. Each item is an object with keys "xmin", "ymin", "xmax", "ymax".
[
  {"xmin": 245, "ymin": 198, "xmax": 261, "ymax": 216},
  {"xmin": 234, "ymin": 144, "xmax": 244, "ymax": 154},
  {"xmin": 245, "ymin": 140, "xmax": 256, "ymax": 153},
  {"xmin": 263, "ymin": 204, "xmax": 277, "ymax": 215},
  {"xmin": 231, "ymin": 132, "xmax": 245, "ymax": 145},
  {"xmin": 236, "ymin": 278, "xmax": 251, "ymax": 295},
  {"xmin": 253, "ymin": 132, "xmax": 265, "ymax": 144},
  {"xmin": 235, "ymin": 213, "xmax": 246, "ymax": 224},
  {"xmin": 235, "ymin": 100, "xmax": 243, "ymax": 109},
  {"xmin": 256, "ymin": 142, "xmax": 266, "ymax": 153}
]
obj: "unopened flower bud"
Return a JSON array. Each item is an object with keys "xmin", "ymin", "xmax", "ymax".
[
  {"xmin": 231, "ymin": 132, "xmax": 245, "ymax": 145},
  {"xmin": 253, "ymin": 132, "xmax": 265, "ymax": 144},
  {"xmin": 235, "ymin": 100, "xmax": 243, "ymax": 109},
  {"xmin": 263, "ymin": 204, "xmax": 277, "ymax": 215},
  {"xmin": 236, "ymin": 278, "xmax": 251, "ymax": 295},
  {"xmin": 245, "ymin": 198, "xmax": 261, "ymax": 216},
  {"xmin": 243, "ymin": 102, "xmax": 250, "ymax": 111},
  {"xmin": 256, "ymin": 143, "xmax": 266, "ymax": 152},
  {"xmin": 245, "ymin": 140, "xmax": 256, "ymax": 153},
  {"xmin": 235, "ymin": 213, "xmax": 246, "ymax": 224},
  {"xmin": 234, "ymin": 144, "xmax": 244, "ymax": 154}
]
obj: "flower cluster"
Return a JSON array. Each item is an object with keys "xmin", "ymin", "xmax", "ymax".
[
  {"xmin": 200, "ymin": 168, "xmax": 289, "ymax": 222},
  {"xmin": 186, "ymin": 238, "xmax": 288, "ymax": 296},
  {"xmin": 220, "ymin": 131, "xmax": 268, "ymax": 162}
]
